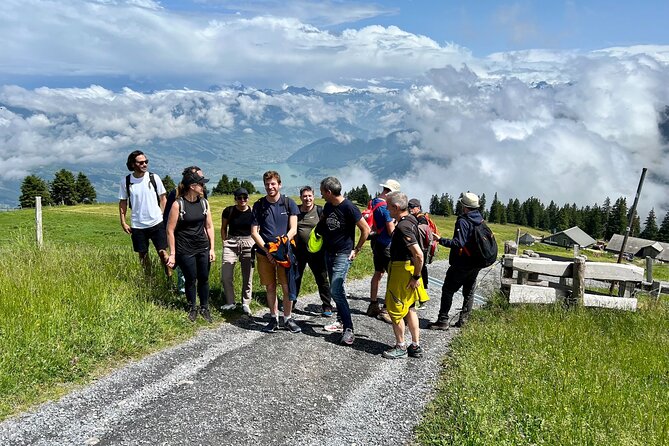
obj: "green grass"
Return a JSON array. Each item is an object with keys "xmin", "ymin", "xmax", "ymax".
[
  {"xmin": 2, "ymin": 201, "xmax": 668, "ymax": 438},
  {"xmin": 0, "ymin": 199, "xmax": 375, "ymax": 419},
  {"xmin": 416, "ymin": 294, "xmax": 669, "ymax": 445},
  {"xmin": 0, "ymin": 232, "xmax": 197, "ymax": 419}
]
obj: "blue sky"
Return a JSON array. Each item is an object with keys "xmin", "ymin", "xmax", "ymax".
[{"xmin": 155, "ymin": 0, "xmax": 669, "ymax": 55}]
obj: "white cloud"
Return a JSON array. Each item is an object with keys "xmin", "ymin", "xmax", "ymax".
[{"xmin": 0, "ymin": 0, "xmax": 473, "ymax": 89}]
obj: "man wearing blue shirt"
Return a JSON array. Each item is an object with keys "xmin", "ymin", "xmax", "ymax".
[
  {"xmin": 367, "ymin": 179, "xmax": 400, "ymax": 324},
  {"xmin": 251, "ymin": 171, "xmax": 301, "ymax": 334}
]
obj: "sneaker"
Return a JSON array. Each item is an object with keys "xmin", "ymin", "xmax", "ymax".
[
  {"xmin": 382, "ymin": 344, "xmax": 408, "ymax": 359},
  {"xmin": 407, "ymin": 344, "xmax": 423, "ymax": 358},
  {"xmin": 200, "ymin": 307, "xmax": 213, "ymax": 323},
  {"xmin": 366, "ymin": 302, "xmax": 381, "ymax": 317},
  {"xmin": 427, "ymin": 319, "xmax": 450, "ymax": 330},
  {"xmin": 340, "ymin": 328, "xmax": 354, "ymax": 345},
  {"xmin": 221, "ymin": 303, "xmax": 236, "ymax": 311},
  {"xmin": 377, "ymin": 309, "xmax": 392, "ymax": 324},
  {"xmin": 242, "ymin": 304, "xmax": 252, "ymax": 316},
  {"xmin": 188, "ymin": 307, "xmax": 198, "ymax": 322},
  {"xmin": 284, "ymin": 317, "xmax": 302, "ymax": 333},
  {"xmin": 263, "ymin": 317, "xmax": 279, "ymax": 333},
  {"xmin": 323, "ymin": 321, "xmax": 343, "ymax": 333},
  {"xmin": 321, "ymin": 306, "xmax": 334, "ymax": 317}
]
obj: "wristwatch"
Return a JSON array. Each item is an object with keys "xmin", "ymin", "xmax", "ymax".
[{"xmin": 412, "ymin": 274, "xmax": 421, "ymax": 281}]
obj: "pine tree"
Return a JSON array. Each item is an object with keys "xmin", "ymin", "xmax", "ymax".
[
  {"xmin": 606, "ymin": 197, "xmax": 628, "ymax": 240},
  {"xmin": 657, "ymin": 211, "xmax": 669, "ymax": 243},
  {"xmin": 75, "ymin": 172, "xmax": 97, "ymax": 204},
  {"xmin": 488, "ymin": 193, "xmax": 501, "ymax": 223},
  {"xmin": 212, "ymin": 175, "xmax": 230, "ymax": 195},
  {"xmin": 640, "ymin": 208, "xmax": 659, "ymax": 240},
  {"xmin": 240, "ymin": 180, "xmax": 257, "ymax": 195},
  {"xmin": 479, "ymin": 193, "xmax": 487, "ymax": 219},
  {"xmin": 506, "ymin": 198, "xmax": 516, "ymax": 224},
  {"xmin": 230, "ymin": 177, "xmax": 241, "ymax": 193},
  {"xmin": 429, "ymin": 194, "xmax": 442, "ymax": 215},
  {"xmin": 631, "ymin": 215, "xmax": 641, "ymax": 237},
  {"xmin": 19, "ymin": 174, "xmax": 52, "ymax": 208},
  {"xmin": 455, "ymin": 193, "xmax": 464, "ymax": 216},
  {"xmin": 162, "ymin": 175, "xmax": 176, "ymax": 193},
  {"xmin": 439, "ymin": 193, "xmax": 453, "ymax": 216},
  {"xmin": 51, "ymin": 169, "xmax": 78, "ymax": 205}
]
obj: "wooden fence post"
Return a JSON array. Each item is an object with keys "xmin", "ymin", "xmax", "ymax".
[
  {"xmin": 573, "ymin": 244, "xmax": 580, "ymax": 258},
  {"xmin": 645, "ymin": 256, "xmax": 653, "ymax": 283},
  {"xmin": 35, "ymin": 196, "xmax": 43, "ymax": 249},
  {"xmin": 572, "ymin": 256, "xmax": 586, "ymax": 306}
]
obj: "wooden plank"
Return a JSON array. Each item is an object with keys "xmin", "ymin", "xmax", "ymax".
[
  {"xmin": 583, "ymin": 294, "xmax": 637, "ymax": 311},
  {"xmin": 509, "ymin": 284, "xmax": 557, "ymax": 304},
  {"xmin": 512, "ymin": 257, "xmax": 573, "ymax": 277},
  {"xmin": 583, "ymin": 262, "xmax": 644, "ymax": 282}
]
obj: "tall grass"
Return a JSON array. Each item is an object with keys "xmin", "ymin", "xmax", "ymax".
[
  {"xmin": 0, "ymin": 232, "xmax": 194, "ymax": 419},
  {"xmin": 416, "ymin": 294, "xmax": 669, "ymax": 445}
]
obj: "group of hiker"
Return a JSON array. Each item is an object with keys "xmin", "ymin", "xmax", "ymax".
[{"xmin": 119, "ymin": 150, "xmax": 491, "ymax": 359}]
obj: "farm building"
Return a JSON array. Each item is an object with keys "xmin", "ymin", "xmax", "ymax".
[
  {"xmin": 605, "ymin": 234, "xmax": 669, "ymax": 262},
  {"xmin": 519, "ymin": 232, "xmax": 539, "ymax": 245},
  {"xmin": 542, "ymin": 226, "xmax": 596, "ymax": 248}
]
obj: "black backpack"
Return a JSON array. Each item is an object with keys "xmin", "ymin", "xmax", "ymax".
[{"xmin": 468, "ymin": 221, "xmax": 498, "ymax": 268}]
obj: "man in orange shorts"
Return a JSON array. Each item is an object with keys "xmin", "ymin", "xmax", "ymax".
[{"xmin": 251, "ymin": 171, "xmax": 302, "ymax": 333}]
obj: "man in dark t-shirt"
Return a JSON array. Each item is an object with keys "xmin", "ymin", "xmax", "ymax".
[
  {"xmin": 251, "ymin": 170, "xmax": 301, "ymax": 334},
  {"xmin": 381, "ymin": 192, "xmax": 429, "ymax": 359},
  {"xmin": 295, "ymin": 185, "xmax": 333, "ymax": 316},
  {"xmin": 317, "ymin": 176, "xmax": 370, "ymax": 346}
]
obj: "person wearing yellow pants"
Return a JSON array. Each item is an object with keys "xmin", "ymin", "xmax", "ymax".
[{"xmin": 382, "ymin": 191, "xmax": 429, "ymax": 359}]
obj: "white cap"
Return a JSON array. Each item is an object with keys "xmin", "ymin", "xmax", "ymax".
[{"xmin": 379, "ymin": 179, "xmax": 400, "ymax": 193}]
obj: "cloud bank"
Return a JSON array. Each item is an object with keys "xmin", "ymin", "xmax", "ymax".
[{"xmin": 1, "ymin": 0, "xmax": 668, "ymax": 216}]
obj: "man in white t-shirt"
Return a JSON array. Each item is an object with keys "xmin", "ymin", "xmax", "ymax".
[{"xmin": 118, "ymin": 150, "xmax": 168, "ymax": 274}]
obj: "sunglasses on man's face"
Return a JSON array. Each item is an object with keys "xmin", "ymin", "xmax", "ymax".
[
  {"xmin": 136, "ymin": 159, "xmax": 149, "ymax": 165},
  {"xmin": 236, "ymin": 195, "xmax": 249, "ymax": 200}
]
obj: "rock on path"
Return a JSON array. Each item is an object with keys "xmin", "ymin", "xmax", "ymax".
[{"xmin": 0, "ymin": 261, "xmax": 499, "ymax": 446}]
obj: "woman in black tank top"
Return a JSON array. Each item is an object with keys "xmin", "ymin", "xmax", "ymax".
[{"xmin": 166, "ymin": 171, "xmax": 216, "ymax": 323}]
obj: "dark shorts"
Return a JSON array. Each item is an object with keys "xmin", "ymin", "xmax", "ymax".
[
  {"xmin": 371, "ymin": 238, "xmax": 391, "ymax": 273},
  {"xmin": 131, "ymin": 223, "xmax": 168, "ymax": 253}
]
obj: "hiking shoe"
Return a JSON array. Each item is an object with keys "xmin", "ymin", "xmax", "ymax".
[
  {"xmin": 242, "ymin": 304, "xmax": 252, "ymax": 316},
  {"xmin": 323, "ymin": 321, "xmax": 343, "ymax": 333},
  {"xmin": 188, "ymin": 307, "xmax": 198, "ymax": 322},
  {"xmin": 284, "ymin": 317, "xmax": 302, "ymax": 333},
  {"xmin": 377, "ymin": 308, "xmax": 392, "ymax": 324},
  {"xmin": 366, "ymin": 302, "xmax": 381, "ymax": 317},
  {"xmin": 340, "ymin": 328, "xmax": 354, "ymax": 345},
  {"xmin": 321, "ymin": 306, "xmax": 334, "ymax": 317},
  {"xmin": 263, "ymin": 318, "xmax": 279, "ymax": 333},
  {"xmin": 452, "ymin": 319, "xmax": 465, "ymax": 328},
  {"xmin": 407, "ymin": 344, "xmax": 423, "ymax": 358},
  {"xmin": 382, "ymin": 344, "xmax": 408, "ymax": 359},
  {"xmin": 428, "ymin": 319, "xmax": 450, "ymax": 330},
  {"xmin": 221, "ymin": 303, "xmax": 236, "ymax": 311},
  {"xmin": 200, "ymin": 307, "xmax": 213, "ymax": 323}
]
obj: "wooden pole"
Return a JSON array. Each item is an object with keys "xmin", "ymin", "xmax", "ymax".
[
  {"xmin": 573, "ymin": 244, "xmax": 580, "ymax": 258},
  {"xmin": 572, "ymin": 256, "xmax": 586, "ymax": 307},
  {"xmin": 610, "ymin": 167, "xmax": 647, "ymax": 295},
  {"xmin": 35, "ymin": 196, "xmax": 43, "ymax": 249},
  {"xmin": 616, "ymin": 167, "xmax": 647, "ymax": 264},
  {"xmin": 645, "ymin": 256, "xmax": 653, "ymax": 283},
  {"xmin": 515, "ymin": 228, "xmax": 521, "ymax": 247}
]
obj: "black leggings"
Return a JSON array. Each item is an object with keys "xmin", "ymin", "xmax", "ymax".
[{"xmin": 177, "ymin": 251, "xmax": 211, "ymax": 309}]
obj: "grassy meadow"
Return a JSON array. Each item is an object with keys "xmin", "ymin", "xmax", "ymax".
[
  {"xmin": 0, "ymin": 196, "xmax": 374, "ymax": 419},
  {"xmin": 1, "ymin": 199, "xmax": 668, "ymax": 445}
]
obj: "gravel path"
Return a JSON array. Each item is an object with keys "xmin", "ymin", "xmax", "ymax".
[{"xmin": 0, "ymin": 260, "xmax": 499, "ymax": 446}]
